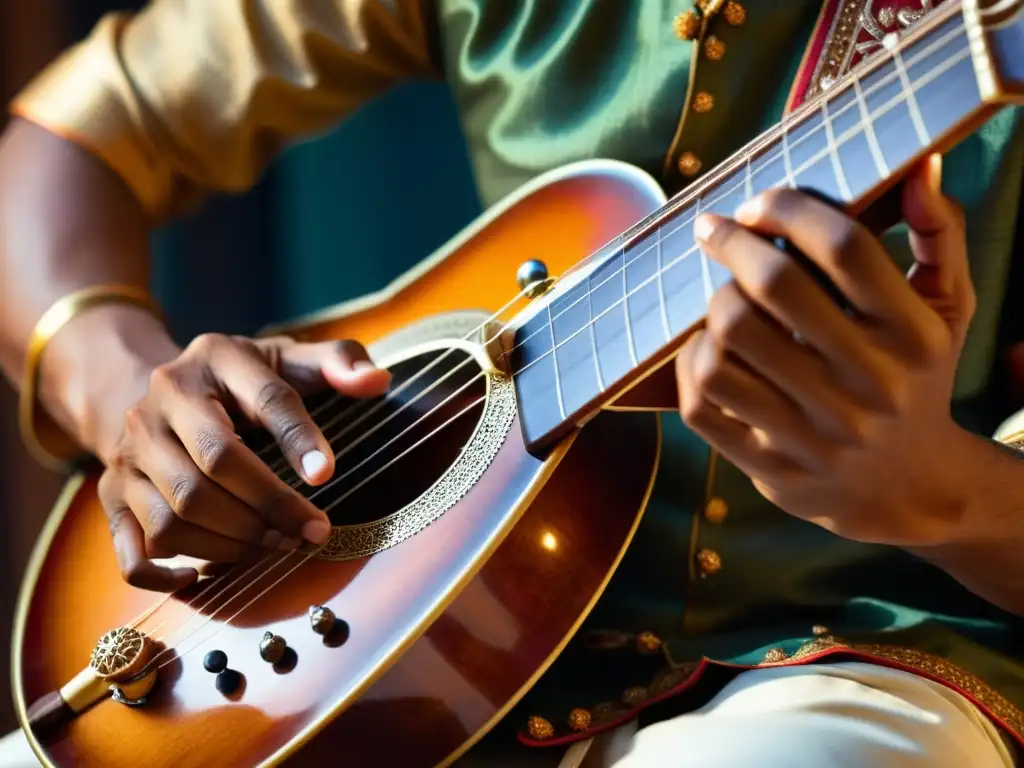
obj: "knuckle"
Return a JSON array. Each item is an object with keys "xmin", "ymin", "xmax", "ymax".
[
  {"xmin": 188, "ymin": 332, "xmax": 227, "ymax": 357},
  {"xmin": 758, "ymin": 187, "xmax": 793, "ymax": 216},
  {"xmin": 167, "ymin": 472, "xmax": 200, "ymax": 515},
  {"xmin": 122, "ymin": 405, "xmax": 148, "ymax": 435},
  {"xmin": 256, "ymin": 489, "xmax": 297, "ymax": 530},
  {"xmin": 255, "ymin": 380, "xmax": 301, "ymax": 420},
  {"xmin": 679, "ymin": 389, "xmax": 713, "ymax": 428},
  {"xmin": 194, "ymin": 427, "xmax": 233, "ymax": 476},
  {"xmin": 146, "ymin": 502, "xmax": 177, "ymax": 546},
  {"xmin": 748, "ymin": 254, "xmax": 796, "ymax": 303},
  {"xmin": 709, "ymin": 292, "xmax": 752, "ymax": 351},
  {"xmin": 277, "ymin": 420, "xmax": 315, "ymax": 454},
  {"xmin": 822, "ymin": 226, "xmax": 861, "ymax": 272},
  {"xmin": 148, "ymin": 363, "xmax": 177, "ymax": 392},
  {"xmin": 121, "ymin": 561, "xmax": 149, "ymax": 589}
]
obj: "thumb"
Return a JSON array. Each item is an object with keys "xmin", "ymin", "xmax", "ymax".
[
  {"xmin": 260, "ymin": 337, "xmax": 392, "ymax": 398},
  {"xmin": 902, "ymin": 153, "xmax": 974, "ymax": 326}
]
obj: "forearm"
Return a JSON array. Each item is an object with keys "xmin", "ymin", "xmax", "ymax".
[
  {"xmin": 910, "ymin": 427, "xmax": 1024, "ymax": 618},
  {"xmin": 0, "ymin": 118, "xmax": 179, "ymax": 462}
]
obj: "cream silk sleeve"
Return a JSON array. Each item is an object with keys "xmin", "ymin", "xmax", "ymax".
[{"xmin": 9, "ymin": 0, "xmax": 439, "ymax": 221}]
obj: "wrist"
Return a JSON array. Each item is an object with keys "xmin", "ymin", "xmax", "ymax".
[
  {"xmin": 904, "ymin": 421, "xmax": 993, "ymax": 552},
  {"xmin": 38, "ymin": 304, "xmax": 180, "ymax": 463}
]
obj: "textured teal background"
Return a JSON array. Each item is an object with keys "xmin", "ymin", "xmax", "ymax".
[{"xmin": 152, "ymin": 83, "xmax": 482, "ymax": 342}]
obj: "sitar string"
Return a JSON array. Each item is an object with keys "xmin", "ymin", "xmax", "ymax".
[
  {"xmin": 150, "ymin": 397, "xmax": 486, "ymax": 672},
  {"xmin": 513, "ymin": 39, "xmax": 971, "ymax": 379},
  {"xmin": 265, "ymin": 17, "xmax": 966, "ymax": 483},
  {"xmin": 124, "ymin": 17, "xmax": 970, "ymax": 666},
  {"xmin": 500, "ymin": 18, "xmax": 969, "ymax": 366},
  {"xmin": 260, "ymin": 18, "xmax": 962, "ymax": 475},
  {"xmin": 129, "ymin": 283, "xmax": 536, "ymax": 646}
]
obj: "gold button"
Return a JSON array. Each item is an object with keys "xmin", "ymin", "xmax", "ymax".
[
  {"xmin": 696, "ymin": 548, "xmax": 722, "ymax": 576},
  {"xmin": 527, "ymin": 715, "xmax": 554, "ymax": 740},
  {"xmin": 567, "ymin": 707, "xmax": 592, "ymax": 732},
  {"xmin": 762, "ymin": 647, "xmax": 789, "ymax": 663},
  {"xmin": 704, "ymin": 35, "xmax": 726, "ymax": 60},
  {"xmin": 692, "ymin": 91, "xmax": 715, "ymax": 113},
  {"xmin": 704, "ymin": 497, "xmax": 728, "ymax": 524},
  {"xmin": 673, "ymin": 9, "xmax": 701, "ymax": 40},
  {"xmin": 723, "ymin": 0, "xmax": 747, "ymax": 26},
  {"xmin": 636, "ymin": 631, "xmax": 662, "ymax": 654},
  {"xmin": 677, "ymin": 151, "xmax": 703, "ymax": 177}
]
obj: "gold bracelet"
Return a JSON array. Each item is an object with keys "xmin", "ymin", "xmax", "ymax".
[{"xmin": 18, "ymin": 284, "xmax": 164, "ymax": 472}]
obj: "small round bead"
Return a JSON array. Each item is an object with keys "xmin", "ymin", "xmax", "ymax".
[
  {"xmin": 259, "ymin": 631, "xmax": 287, "ymax": 664},
  {"xmin": 309, "ymin": 605, "xmax": 336, "ymax": 636},
  {"xmin": 215, "ymin": 668, "xmax": 242, "ymax": 695},
  {"xmin": 203, "ymin": 650, "xmax": 228, "ymax": 674}
]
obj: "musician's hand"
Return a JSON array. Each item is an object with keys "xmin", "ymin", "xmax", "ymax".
[
  {"xmin": 676, "ymin": 153, "xmax": 977, "ymax": 546},
  {"xmin": 97, "ymin": 334, "xmax": 391, "ymax": 591}
]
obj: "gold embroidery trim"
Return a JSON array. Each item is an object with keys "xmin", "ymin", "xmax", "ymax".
[
  {"xmin": 534, "ymin": 638, "xmax": 1024, "ymax": 743},
  {"xmin": 788, "ymin": 637, "xmax": 1024, "ymax": 735},
  {"xmin": 807, "ymin": 0, "xmax": 871, "ymax": 99},
  {"xmin": 998, "ymin": 429, "xmax": 1024, "ymax": 452}
]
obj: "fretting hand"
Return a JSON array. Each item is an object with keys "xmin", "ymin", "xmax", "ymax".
[
  {"xmin": 676, "ymin": 153, "xmax": 977, "ymax": 546},
  {"xmin": 98, "ymin": 334, "xmax": 391, "ymax": 592}
]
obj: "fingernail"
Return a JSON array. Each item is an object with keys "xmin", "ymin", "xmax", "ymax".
[
  {"xmin": 694, "ymin": 214, "xmax": 717, "ymax": 242},
  {"xmin": 734, "ymin": 196, "xmax": 763, "ymax": 224},
  {"xmin": 301, "ymin": 450, "xmax": 329, "ymax": 480},
  {"xmin": 302, "ymin": 519, "xmax": 332, "ymax": 545},
  {"xmin": 261, "ymin": 530, "xmax": 282, "ymax": 550},
  {"xmin": 352, "ymin": 359, "xmax": 377, "ymax": 371},
  {"xmin": 278, "ymin": 536, "xmax": 301, "ymax": 551}
]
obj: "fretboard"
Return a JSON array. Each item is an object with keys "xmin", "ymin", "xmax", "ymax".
[{"xmin": 509, "ymin": 3, "xmax": 1008, "ymax": 455}]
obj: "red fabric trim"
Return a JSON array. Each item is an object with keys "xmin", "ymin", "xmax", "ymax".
[
  {"xmin": 518, "ymin": 648, "xmax": 1024, "ymax": 750},
  {"xmin": 785, "ymin": 0, "xmax": 842, "ymax": 114}
]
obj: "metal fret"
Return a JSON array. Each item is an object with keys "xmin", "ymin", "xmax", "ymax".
[
  {"xmin": 890, "ymin": 43, "xmax": 931, "ymax": 147},
  {"xmin": 695, "ymin": 196, "xmax": 714, "ymax": 309},
  {"xmin": 821, "ymin": 100, "xmax": 853, "ymax": 200},
  {"xmin": 585, "ymin": 272, "xmax": 605, "ymax": 392},
  {"xmin": 545, "ymin": 302, "xmax": 567, "ymax": 420},
  {"xmin": 780, "ymin": 121, "xmax": 797, "ymax": 187},
  {"xmin": 654, "ymin": 225, "xmax": 672, "ymax": 342},
  {"xmin": 851, "ymin": 73, "xmax": 890, "ymax": 177},
  {"xmin": 621, "ymin": 249, "xmax": 639, "ymax": 367}
]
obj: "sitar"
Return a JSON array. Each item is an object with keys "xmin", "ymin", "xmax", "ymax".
[{"xmin": 12, "ymin": 1, "xmax": 1024, "ymax": 765}]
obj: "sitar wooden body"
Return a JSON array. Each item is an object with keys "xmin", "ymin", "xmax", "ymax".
[{"xmin": 11, "ymin": 1, "xmax": 1024, "ymax": 765}]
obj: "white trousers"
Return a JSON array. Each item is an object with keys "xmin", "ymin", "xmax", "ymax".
[
  {"xmin": 0, "ymin": 662, "xmax": 1015, "ymax": 767},
  {"xmin": 562, "ymin": 662, "xmax": 1017, "ymax": 768}
]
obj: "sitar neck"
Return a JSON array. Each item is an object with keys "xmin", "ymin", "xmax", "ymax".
[{"xmin": 509, "ymin": 0, "xmax": 1024, "ymax": 456}]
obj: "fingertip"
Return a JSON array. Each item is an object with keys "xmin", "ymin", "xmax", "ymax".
[
  {"xmin": 925, "ymin": 153, "xmax": 943, "ymax": 195},
  {"xmin": 301, "ymin": 519, "xmax": 332, "ymax": 546},
  {"xmin": 906, "ymin": 153, "xmax": 943, "ymax": 201},
  {"xmin": 322, "ymin": 358, "xmax": 392, "ymax": 396}
]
